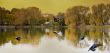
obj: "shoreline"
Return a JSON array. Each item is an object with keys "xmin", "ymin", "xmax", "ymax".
[
  {"xmin": 0, "ymin": 25, "xmax": 67, "ymax": 28},
  {"xmin": 0, "ymin": 25, "xmax": 110, "ymax": 28}
]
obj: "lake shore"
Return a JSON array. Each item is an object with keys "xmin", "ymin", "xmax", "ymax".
[{"xmin": 0, "ymin": 25, "xmax": 110, "ymax": 29}]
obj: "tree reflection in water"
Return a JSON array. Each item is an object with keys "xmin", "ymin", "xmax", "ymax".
[{"xmin": 0, "ymin": 27, "xmax": 110, "ymax": 53}]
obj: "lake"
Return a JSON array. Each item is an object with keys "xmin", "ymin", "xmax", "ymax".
[{"xmin": 0, "ymin": 27, "xmax": 110, "ymax": 53}]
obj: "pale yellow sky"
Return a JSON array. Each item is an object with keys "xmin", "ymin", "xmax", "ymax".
[{"xmin": 0, "ymin": 0, "xmax": 110, "ymax": 14}]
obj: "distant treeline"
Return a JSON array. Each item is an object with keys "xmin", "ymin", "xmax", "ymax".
[{"xmin": 0, "ymin": 3, "xmax": 110, "ymax": 27}]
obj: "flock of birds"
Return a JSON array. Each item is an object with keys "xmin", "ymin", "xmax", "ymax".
[
  {"xmin": 15, "ymin": 31, "xmax": 103, "ymax": 52},
  {"xmin": 79, "ymin": 36, "xmax": 103, "ymax": 51}
]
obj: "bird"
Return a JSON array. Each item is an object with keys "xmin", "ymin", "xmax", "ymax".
[
  {"xmin": 15, "ymin": 36, "xmax": 21, "ymax": 41},
  {"xmin": 53, "ymin": 31, "xmax": 64, "ymax": 40},
  {"xmin": 88, "ymin": 43, "xmax": 102, "ymax": 51},
  {"xmin": 53, "ymin": 31, "xmax": 62, "ymax": 36},
  {"xmin": 53, "ymin": 31, "xmax": 58, "ymax": 34},
  {"xmin": 79, "ymin": 36, "xmax": 85, "ymax": 41}
]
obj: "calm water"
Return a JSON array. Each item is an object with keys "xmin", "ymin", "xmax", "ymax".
[{"xmin": 0, "ymin": 27, "xmax": 110, "ymax": 53}]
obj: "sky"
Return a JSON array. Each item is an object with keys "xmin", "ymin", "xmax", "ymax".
[{"xmin": 0, "ymin": 0, "xmax": 110, "ymax": 14}]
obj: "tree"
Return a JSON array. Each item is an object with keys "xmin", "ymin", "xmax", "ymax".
[
  {"xmin": 92, "ymin": 4, "xmax": 110, "ymax": 25},
  {"xmin": 0, "ymin": 7, "xmax": 14, "ymax": 25},
  {"xmin": 11, "ymin": 7, "xmax": 45, "ymax": 26},
  {"xmin": 56, "ymin": 12, "xmax": 66, "ymax": 26},
  {"xmin": 65, "ymin": 6, "xmax": 89, "ymax": 27}
]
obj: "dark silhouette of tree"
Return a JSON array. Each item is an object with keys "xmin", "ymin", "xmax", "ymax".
[{"xmin": 56, "ymin": 12, "xmax": 66, "ymax": 26}]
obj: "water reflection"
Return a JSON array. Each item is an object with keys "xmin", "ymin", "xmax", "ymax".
[{"xmin": 0, "ymin": 27, "xmax": 110, "ymax": 53}]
